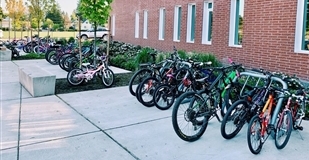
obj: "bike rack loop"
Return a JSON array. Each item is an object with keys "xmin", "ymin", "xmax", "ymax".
[{"xmin": 233, "ymin": 71, "xmax": 288, "ymax": 125}]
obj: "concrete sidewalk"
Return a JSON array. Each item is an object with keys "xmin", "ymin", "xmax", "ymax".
[{"xmin": 1, "ymin": 60, "xmax": 309, "ymax": 160}]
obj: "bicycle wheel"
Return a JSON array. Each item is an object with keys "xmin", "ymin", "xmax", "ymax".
[
  {"xmin": 136, "ymin": 77, "xmax": 160, "ymax": 107},
  {"xmin": 128, "ymin": 68, "xmax": 152, "ymax": 96},
  {"xmin": 101, "ymin": 68, "xmax": 115, "ymax": 87},
  {"xmin": 221, "ymin": 83, "xmax": 243, "ymax": 117},
  {"xmin": 67, "ymin": 69, "xmax": 84, "ymax": 86},
  {"xmin": 172, "ymin": 91, "xmax": 209, "ymax": 142},
  {"xmin": 274, "ymin": 110, "xmax": 292, "ymax": 149},
  {"xmin": 247, "ymin": 115, "xmax": 263, "ymax": 154},
  {"xmin": 153, "ymin": 84, "xmax": 175, "ymax": 110}
]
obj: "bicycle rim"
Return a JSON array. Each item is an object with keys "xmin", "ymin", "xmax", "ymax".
[
  {"xmin": 102, "ymin": 69, "xmax": 115, "ymax": 87},
  {"xmin": 247, "ymin": 115, "xmax": 262, "ymax": 154},
  {"xmin": 172, "ymin": 91, "xmax": 208, "ymax": 142},
  {"xmin": 275, "ymin": 111, "xmax": 292, "ymax": 149},
  {"xmin": 153, "ymin": 84, "xmax": 175, "ymax": 110},
  {"xmin": 221, "ymin": 100, "xmax": 247, "ymax": 139}
]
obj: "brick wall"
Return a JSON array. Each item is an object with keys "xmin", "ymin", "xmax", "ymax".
[{"xmin": 111, "ymin": 0, "xmax": 309, "ymax": 80}]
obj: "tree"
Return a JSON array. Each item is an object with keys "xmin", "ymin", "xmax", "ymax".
[
  {"xmin": 62, "ymin": 12, "xmax": 71, "ymax": 30},
  {"xmin": 5, "ymin": 0, "xmax": 25, "ymax": 38},
  {"xmin": 27, "ymin": 0, "xmax": 51, "ymax": 37},
  {"xmin": 78, "ymin": 0, "xmax": 113, "ymax": 65},
  {"xmin": 46, "ymin": 1, "xmax": 64, "ymax": 27}
]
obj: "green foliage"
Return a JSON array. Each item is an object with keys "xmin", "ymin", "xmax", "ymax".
[
  {"xmin": 68, "ymin": 37, "xmax": 75, "ymax": 43},
  {"xmin": 14, "ymin": 53, "xmax": 45, "ymax": 60},
  {"xmin": 58, "ymin": 38, "xmax": 67, "ymax": 45},
  {"xmin": 177, "ymin": 50, "xmax": 187, "ymax": 59},
  {"xmin": 82, "ymin": 40, "xmax": 91, "ymax": 46},
  {"xmin": 135, "ymin": 47, "xmax": 156, "ymax": 64},
  {"xmin": 78, "ymin": 0, "xmax": 113, "ymax": 26},
  {"xmin": 191, "ymin": 52, "xmax": 221, "ymax": 67}
]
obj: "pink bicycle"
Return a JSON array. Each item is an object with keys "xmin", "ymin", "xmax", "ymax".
[{"xmin": 67, "ymin": 55, "xmax": 115, "ymax": 87}]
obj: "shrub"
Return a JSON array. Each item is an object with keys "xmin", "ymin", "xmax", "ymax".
[
  {"xmin": 177, "ymin": 50, "xmax": 187, "ymax": 59},
  {"xmin": 68, "ymin": 37, "xmax": 75, "ymax": 43},
  {"xmin": 135, "ymin": 47, "xmax": 156, "ymax": 64},
  {"xmin": 14, "ymin": 53, "xmax": 45, "ymax": 60}
]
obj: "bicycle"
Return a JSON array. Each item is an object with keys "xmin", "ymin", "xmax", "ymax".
[
  {"xmin": 171, "ymin": 63, "xmax": 244, "ymax": 142},
  {"xmin": 67, "ymin": 55, "xmax": 114, "ymax": 87},
  {"xmin": 128, "ymin": 47, "xmax": 178, "ymax": 97},
  {"xmin": 247, "ymin": 86, "xmax": 293, "ymax": 154}
]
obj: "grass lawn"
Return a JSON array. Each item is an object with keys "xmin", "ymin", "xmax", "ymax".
[{"xmin": 2, "ymin": 31, "xmax": 78, "ymax": 39}]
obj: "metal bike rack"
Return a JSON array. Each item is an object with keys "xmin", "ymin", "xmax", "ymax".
[{"xmin": 233, "ymin": 71, "xmax": 288, "ymax": 125}]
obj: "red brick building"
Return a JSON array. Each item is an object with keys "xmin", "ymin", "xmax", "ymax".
[{"xmin": 110, "ymin": 0, "xmax": 309, "ymax": 80}]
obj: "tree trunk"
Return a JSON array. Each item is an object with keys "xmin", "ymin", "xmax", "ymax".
[
  {"xmin": 37, "ymin": 20, "xmax": 40, "ymax": 38},
  {"xmin": 93, "ymin": 21, "xmax": 97, "ymax": 66}
]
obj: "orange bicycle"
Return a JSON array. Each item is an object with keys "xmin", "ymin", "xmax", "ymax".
[{"xmin": 247, "ymin": 86, "xmax": 293, "ymax": 154}]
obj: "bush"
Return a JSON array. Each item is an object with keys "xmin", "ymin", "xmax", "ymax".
[
  {"xmin": 68, "ymin": 37, "xmax": 75, "ymax": 43},
  {"xmin": 14, "ymin": 53, "xmax": 45, "ymax": 60},
  {"xmin": 135, "ymin": 47, "xmax": 156, "ymax": 64}
]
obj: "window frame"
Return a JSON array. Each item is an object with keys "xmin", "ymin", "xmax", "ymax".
[
  {"xmin": 186, "ymin": 3, "xmax": 196, "ymax": 43},
  {"xmin": 111, "ymin": 15, "xmax": 115, "ymax": 36},
  {"xmin": 135, "ymin": 12, "xmax": 139, "ymax": 38},
  {"xmin": 228, "ymin": 0, "xmax": 244, "ymax": 47},
  {"xmin": 159, "ymin": 8, "xmax": 166, "ymax": 40},
  {"xmin": 202, "ymin": 1, "xmax": 213, "ymax": 45},
  {"xmin": 295, "ymin": 0, "xmax": 309, "ymax": 54},
  {"xmin": 143, "ymin": 10, "xmax": 148, "ymax": 39},
  {"xmin": 173, "ymin": 5, "xmax": 182, "ymax": 42}
]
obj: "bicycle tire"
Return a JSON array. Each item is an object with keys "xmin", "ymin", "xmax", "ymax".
[
  {"xmin": 221, "ymin": 99, "xmax": 248, "ymax": 139},
  {"xmin": 101, "ymin": 68, "xmax": 115, "ymax": 87},
  {"xmin": 221, "ymin": 82, "xmax": 243, "ymax": 117},
  {"xmin": 247, "ymin": 115, "xmax": 263, "ymax": 154},
  {"xmin": 153, "ymin": 84, "xmax": 175, "ymax": 110},
  {"xmin": 172, "ymin": 91, "xmax": 209, "ymax": 142},
  {"xmin": 274, "ymin": 110, "xmax": 293, "ymax": 149},
  {"xmin": 128, "ymin": 68, "xmax": 152, "ymax": 96},
  {"xmin": 136, "ymin": 76, "xmax": 160, "ymax": 107},
  {"xmin": 67, "ymin": 69, "xmax": 84, "ymax": 86}
]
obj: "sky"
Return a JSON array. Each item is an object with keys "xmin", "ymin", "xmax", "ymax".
[{"xmin": 1, "ymin": 0, "xmax": 79, "ymax": 15}]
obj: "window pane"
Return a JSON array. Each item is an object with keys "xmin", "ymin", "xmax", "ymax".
[
  {"xmin": 235, "ymin": 0, "xmax": 244, "ymax": 45},
  {"xmin": 208, "ymin": 11, "xmax": 213, "ymax": 41},
  {"xmin": 303, "ymin": 0, "xmax": 309, "ymax": 50},
  {"xmin": 178, "ymin": 7, "xmax": 182, "ymax": 40},
  {"xmin": 191, "ymin": 5, "xmax": 196, "ymax": 41}
]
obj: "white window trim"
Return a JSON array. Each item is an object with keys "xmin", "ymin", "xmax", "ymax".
[
  {"xmin": 111, "ymin": 15, "xmax": 115, "ymax": 36},
  {"xmin": 143, "ymin": 10, "xmax": 148, "ymax": 39},
  {"xmin": 173, "ymin": 5, "xmax": 181, "ymax": 42},
  {"xmin": 228, "ymin": 0, "xmax": 242, "ymax": 48},
  {"xmin": 186, "ymin": 3, "xmax": 196, "ymax": 43},
  {"xmin": 135, "ymin": 12, "xmax": 139, "ymax": 38},
  {"xmin": 202, "ymin": 1, "xmax": 213, "ymax": 45},
  {"xmin": 159, "ymin": 8, "xmax": 165, "ymax": 40},
  {"xmin": 295, "ymin": 0, "xmax": 309, "ymax": 54}
]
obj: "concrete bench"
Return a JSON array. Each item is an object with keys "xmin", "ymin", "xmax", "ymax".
[
  {"xmin": 18, "ymin": 65, "xmax": 56, "ymax": 97},
  {"xmin": 0, "ymin": 48, "xmax": 12, "ymax": 61}
]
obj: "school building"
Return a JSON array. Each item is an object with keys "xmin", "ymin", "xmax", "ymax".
[{"xmin": 110, "ymin": 0, "xmax": 309, "ymax": 80}]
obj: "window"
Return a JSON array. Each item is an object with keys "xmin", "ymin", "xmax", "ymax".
[
  {"xmin": 229, "ymin": 0, "xmax": 244, "ymax": 47},
  {"xmin": 173, "ymin": 5, "xmax": 182, "ymax": 41},
  {"xmin": 295, "ymin": 0, "xmax": 309, "ymax": 53},
  {"xmin": 143, "ymin": 10, "xmax": 148, "ymax": 39},
  {"xmin": 111, "ymin": 15, "xmax": 115, "ymax": 36},
  {"xmin": 186, "ymin": 4, "xmax": 196, "ymax": 43},
  {"xmin": 202, "ymin": 1, "xmax": 213, "ymax": 44},
  {"xmin": 159, "ymin": 8, "xmax": 166, "ymax": 40},
  {"xmin": 135, "ymin": 12, "xmax": 139, "ymax": 38}
]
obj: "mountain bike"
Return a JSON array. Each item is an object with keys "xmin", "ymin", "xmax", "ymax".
[{"xmin": 171, "ymin": 63, "xmax": 244, "ymax": 142}]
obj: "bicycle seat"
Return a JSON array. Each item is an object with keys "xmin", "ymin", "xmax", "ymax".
[{"xmin": 82, "ymin": 63, "xmax": 91, "ymax": 67}]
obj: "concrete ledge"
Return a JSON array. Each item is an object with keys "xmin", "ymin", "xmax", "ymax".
[
  {"xmin": 18, "ymin": 65, "xmax": 56, "ymax": 97},
  {"xmin": 0, "ymin": 48, "xmax": 12, "ymax": 61}
]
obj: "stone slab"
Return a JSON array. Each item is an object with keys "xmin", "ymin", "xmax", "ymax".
[{"xmin": 18, "ymin": 65, "xmax": 56, "ymax": 97}]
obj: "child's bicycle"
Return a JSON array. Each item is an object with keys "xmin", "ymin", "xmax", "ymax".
[{"xmin": 67, "ymin": 55, "xmax": 114, "ymax": 87}]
